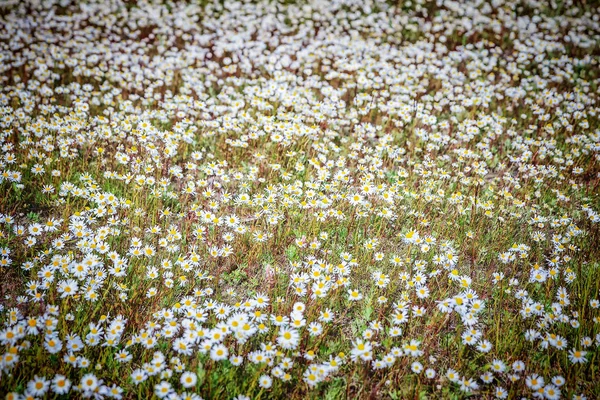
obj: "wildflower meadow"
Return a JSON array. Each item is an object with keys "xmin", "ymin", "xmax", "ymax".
[{"xmin": 1, "ymin": 0, "xmax": 599, "ymax": 398}]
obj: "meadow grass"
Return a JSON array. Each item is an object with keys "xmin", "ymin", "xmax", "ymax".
[{"xmin": 1, "ymin": 0, "xmax": 600, "ymax": 399}]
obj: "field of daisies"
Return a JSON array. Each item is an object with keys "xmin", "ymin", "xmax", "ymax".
[{"xmin": 1, "ymin": 0, "xmax": 600, "ymax": 399}]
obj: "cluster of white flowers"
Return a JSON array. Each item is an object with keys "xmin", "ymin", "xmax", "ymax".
[{"xmin": 1, "ymin": 0, "xmax": 599, "ymax": 398}]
